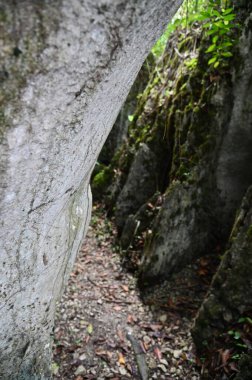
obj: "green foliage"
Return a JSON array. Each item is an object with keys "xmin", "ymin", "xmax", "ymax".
[
  {"xmin": 238, "ymin": 317, "xmax": 252, "ymax": 325},
  {"xmin": 202, "ymin": 2, "xmax": 239, "ymax": 69},
  {"xmin": 151, "ymin": 23, "xmax": 174, "ymax": 57},
  {"xmin": 152, "ymin": 0, "xmax": 238, "ymax": 71},
  {"xmin": 151, "ymin": 0, "xmax": 207, "ymax": 57},
  {"xmin": 185, "ymin": 57, "xmax": 198, "ymax": 69}
]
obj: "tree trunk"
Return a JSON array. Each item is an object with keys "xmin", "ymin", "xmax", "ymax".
[{"xmin": 0, "ymin": 0, "xmax": 182, "ymax": 378}]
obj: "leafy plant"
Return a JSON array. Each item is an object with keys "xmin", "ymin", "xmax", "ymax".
[
  {"xmin": 152, "ymin": 0, "xmax": 238, "ymax": 72},
  {"xmin": 185, "ymin": 57, "xmax": 198, "ymax": 69},
  {"xmin": 201, "ymin": 2, "xmax": 239, "ymax": 69}
]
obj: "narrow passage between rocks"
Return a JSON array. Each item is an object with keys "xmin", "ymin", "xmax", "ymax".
[{"xmin": 53, "ymin": 205, "xmax": 213, "ymax": 379}]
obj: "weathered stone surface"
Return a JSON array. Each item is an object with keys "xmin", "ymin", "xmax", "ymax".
[
  {"xmin": 139, "ymin": 181, "xmax": 213, "ymax": 281},
  {"xmin": 98, "ymin": 56, "xmax": 153, "ymax": 165},
  {"xmin": 234, "ymin": 353, "xmax": 252, "ymax": 380},
  {"xmin": 120, "ymin": 192, "xmax": 161, "ymax": 250},
  {"xmin": 115, "ymin": 142, "xmax": 158, "ymax": 231},
  {"xmin": 0, "ymin": 0, "xmax": 183, "ymax": 378},
  {"xmin": 192, "ymin": 186, "xmax": 252, "ymax": 349},
  {"xmin": 139, "ymin": 11, "xmax": 252, "ymax": 281},
  {"xmin": 216, "ymin": 12, "xmax": 252, "ymax": 228}
]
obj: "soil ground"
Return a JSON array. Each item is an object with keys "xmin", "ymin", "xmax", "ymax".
[{"xmin": 53, "ymin": 205, "xmax": 214, "ymax": 379}]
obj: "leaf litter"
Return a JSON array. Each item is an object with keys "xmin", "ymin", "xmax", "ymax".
[{"xmin": 53, "ymin": 205, "xmax": 214, "ymax": 379}]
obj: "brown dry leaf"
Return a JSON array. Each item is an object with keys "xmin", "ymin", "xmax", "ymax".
[
  {"xmin": 199, "ymin": 257, "xmax": 209, "ymax": 267},
  {"xmin": 229, "ymin": 362, "xmax": 239, "ymax": 372},
  {"xmin": 118, "ymin": 352, "xmax": 126, "ymax": 365},
  {"xmin": 166, "ymin": 297, "xmax": 178, "ymax": 309},
  {"xmin": 95, "ymin": 349, "xmax": 113, "ymax": 363},
  {"xmin": 198, "ymin": 267, "xmax": 208, "ymax": 276},
  {"xmin": 220, "ymin": 349, "xmax": 231, "ymax": 365},
  {"xmin": 75, "ymin": 376, "xmax": 83, "ymax": 380},
  {"xmin": 181, "ymin": 352, "xmax": 187, "ymax": 360},
  {"xmin": 117, "ymin": 328, "xmax": 124, "ymax": 342},
  {"xmin": 127, "ymin": 314, "xmax": 135, "ymax": 324},
  {"xmin": 113, "ymin": 305, "xmax": 122, "ymax": 311},
  {"xmin": 154, "ymin": 346, "xmax": 162, "ymax": 361},
  {"xmin": 142, "ymin": 341, "xmax": 149, "ymax": 352},
  {"xmin": 95, "ymin": 349, "xmax": 107, "ymax": 356},
  {"xmin": 149, "ymin": 324, "xmax": 163, "ymax": 331},
  {"xmin": 121, "ymin": 285, "xmax": 129, "ymax": 292}
]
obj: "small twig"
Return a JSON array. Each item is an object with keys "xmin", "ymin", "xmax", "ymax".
[
  {"xmin": 174, "ymin": 47, "xmax": 184, "ymax": 59},
  {"xmin": 87, "ymin": 276, "xmax": 97, "ymax": 287},
  {"xmin": 103, "ymin": 298, "xmax": 133, "ymax": 305},
  {"xmin": 126, "ymin": 331, "xmax": 148, "ymax": 380}
]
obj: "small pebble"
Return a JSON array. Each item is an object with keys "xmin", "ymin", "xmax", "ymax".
[
  {"xmin": 159, "ymin": 314, "xmax": 167, "ymax": 323},
  {"xmin": 170, "ymin": 367, "xmax": 176, "ymax": 373},
  {"xmin": 173, "ymin": 349, "xmax": 182, "ymax": 359},
  {"xmin": 74, "ymin": 365, "xmax": 86, "ymax": 376}
]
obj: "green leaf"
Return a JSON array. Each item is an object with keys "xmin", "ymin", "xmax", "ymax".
[
  {"xmin": 51, "ymin": 362, "xmax": 59, "ymax": 375},
  {"xmin": 212, "ymin": 35, "xmax": 219, "ymax": 44},
  {"xmin": 228, "ymin": 330, "xmax": 235, "ymax": 335},
  {"xmin": 224, "ymin": 14, "xmax": 236, "ymax": 21},
  {"xmin": 128, "ymin": 115, "xmax": 134, "ymax": 122},
  {"xmin": 239, "ymin": 316, "xmax": 252, "ymax": 324},
  {"xmin": 206, "ymin": 29, "xmax": 217, "ymax": 36},
  {"xmin": 87, "ymin": 323, "xmax": 93, "ymax": 335},
  {"xmin": 214, "ymin": 61, "xmax": 220, "ymax": 69},
  {"xmin": 206, "ymin": 44, "xmax": 217, "ymax": 53},
  {"xmin": 236, "ymin": 342, "xmax": 247, "ymax": 348},
  {"xmin": 222, "ymin": 41, "xmax": 233, "ymax": 47},
  {"xmin": 238, "ymin": 317, "xmax": 246, "ymax": 323},
  {"xmin": 221, "ymin": 51, "xmax": 233, "ymax": 57},
  {"xmin": 222, "ymin": 7, "xmax": 234, "ymax": 16},
  {"xmin": 232, "ymin": 354, "xmax": 241, "ymax": 360},
  {"xmin": 212, "ymin": 10, "xmax": 221, "ymax": 17},
  {"xmin": 234, "ymin": 331, "xmax": 241, "ymax": 340},
  {"xmin": 246, "ymin": 317, "xmax": 252, "ymax": 324},
  {"xmin": 203, "ymin": 22, "xmax": 213, "ymax": 29},
  {"xmin": 208, "ymin": 56, "xmax": 217, "ymax": 65}
]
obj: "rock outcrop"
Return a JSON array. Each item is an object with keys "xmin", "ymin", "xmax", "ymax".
[
  {"xmin": 96, "ymin": 7, "xmax": 252, "ymax": 283},
  {"xmin": 0, "ymin": 0, "xmax": 183, "ymax": 378}
]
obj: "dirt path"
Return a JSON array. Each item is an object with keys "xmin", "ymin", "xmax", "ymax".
[{"xmin": 53, "ymin": 207, "xmax": 210, "ymax": 379}]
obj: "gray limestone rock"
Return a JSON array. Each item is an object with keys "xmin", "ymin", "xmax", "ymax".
[
  {"xmin": 139, "ymin": 181, "xmax": 213, "ymax": 281},
  {"xmin": 192, "ymin": 185, "xmax": 252, "ymax": 350},
  {"xmin": 139, "ymin": 11, "xmax": 252, "ymax": 282},
  {"xmin": 0, "ymin": 0, "xmax": 183, "ymax": 378},
  {"xmin": 115, "ymin": 143, "xmax": 158, "ymax": 231}
]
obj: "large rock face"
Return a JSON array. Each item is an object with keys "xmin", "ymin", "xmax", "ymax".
[
  {"xmin": 0, "ymin": 0, "xmax": 183, "ymax": 378},
  {"xmin": 192, "ymin": 185, "xmax": 252, "ymax": 348},
  {"xmin": 216, "ymin": 12, "xmax": 252, "ymax": 226},
  {"xmin": 115, "ymin": 142, "xmax": 158, "ymax": 230},
  {"xmin": 96, "ymin": 7, "xmax": 252, "ymax": 283},
  {"xmin": 139, "ymin": 11, "xmax": 252, "ymax": 281}
]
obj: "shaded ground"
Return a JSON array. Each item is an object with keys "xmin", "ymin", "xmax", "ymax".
[{"xmin": 53, "ymin": 205, "xmax": 215, "ymax": 379}]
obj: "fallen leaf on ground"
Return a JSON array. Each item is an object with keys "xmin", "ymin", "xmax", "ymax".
[
  {"xmin": 117, "ymin": 328, "xmax": 124, "ymax": 342},
  {"xmin": 220, "ymin": 348, "xmax": 231, "ymax": 365},
  {"xmin": 86, "ymin": 324, "xmax": 93, "ymax": 335},
  {"xmin": 154, "ymin": 346, "xmax": 162, "ymax": 361},
  {"xmin": 118, "ymin": 352, "xmax": 126, "ymax": 365},
  {"xmin": 121, "ymin": 285, "xmax": 129, "ymax": 292},
  {"xmin": 113, "ymin": 305, "xmax": 122, "ymax": 311}
]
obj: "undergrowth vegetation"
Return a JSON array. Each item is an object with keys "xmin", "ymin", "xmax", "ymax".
[{"xmin": 152, "ymin": 0, "xmax": 239, "ymax": 70}]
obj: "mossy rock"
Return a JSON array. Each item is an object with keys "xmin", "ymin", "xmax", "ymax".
[{"xmin": 234, "ymin": 354, "xmax": 252, "ymax": 380}]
